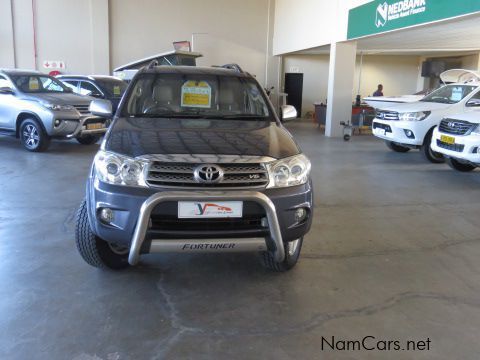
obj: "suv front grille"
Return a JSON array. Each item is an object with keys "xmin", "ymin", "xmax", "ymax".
[
  {"xmin": 439, "ymin": 119, "xmax": 476, "ymax": 135},
  {"xmin": 73, "ymin": 104, "xmax": 90, "ymax": 115},
  {"xmin": 375, "ymin": 110, "xmax": 399, "ymax": 121},
  {"xmin": 146, "ymin": 162, "xmax": 269, "ymax": 188}
]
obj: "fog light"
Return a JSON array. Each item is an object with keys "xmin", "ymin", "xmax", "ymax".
[
  {"xmin": 54, "ymin": 119, "xmax": 61, "ymax": 127},
  {"xmin": 404, "ymin": 129, "xmax": 415, "ymax": 139},
  {"xmin": 294, "ymin": 208, "xmax": 307, "ymax": 222},
  {"xmin": 99, "ymin": 207, "xmax": 114, "ymax": 223}
]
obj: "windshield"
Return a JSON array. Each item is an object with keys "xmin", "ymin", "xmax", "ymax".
[
  {"xmin": 11, "ymin": 75, "xmax": 69, "ymax": 93},
  {"xmin": 124, "ymin": 73, "xmax": 271, "ymax": 120},
  {"xmin": 95, "ymin": 78, "xmax": 127, "ymax": 98},
  {"xmin": 420, "ymin": 84, "xmax": 477, "ymax": 104}
]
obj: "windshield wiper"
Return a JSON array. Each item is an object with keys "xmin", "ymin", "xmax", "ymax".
[
  {"xmin": 219, "ymin": 114, "xmax": 269, "ymax": 120},
  {"xmin": 129, "ymin": 113, "xmax": 206, "ymax": 119}
]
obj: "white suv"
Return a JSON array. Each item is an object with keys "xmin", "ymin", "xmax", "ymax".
[
  {"xmin": 430, "ymin": 110, "xmax": 480, "ymax": 172},
  {"xmin": 371, "ymin": 70, "xmax": 480, "ymax": 163}
]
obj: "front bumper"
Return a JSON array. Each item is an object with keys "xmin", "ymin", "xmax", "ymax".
[
  {"xmin": 431, "ymin": 127, "xmax": 480, "ymax": 165},
  {"xmin": 86, "ymin": 176, "xmax": 313, "ymax": 265},
  {"xmin": 372, "ymin": 118, "xmax": 425, "ymax": 146},
  {"xmin": 51, "ymin": 115, "xmax": 109, "ymax": 138}
]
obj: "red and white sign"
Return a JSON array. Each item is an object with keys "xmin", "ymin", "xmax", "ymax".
[{"xmin": 43, "ymin": 60, "xmax": 65, "ymax": 70}]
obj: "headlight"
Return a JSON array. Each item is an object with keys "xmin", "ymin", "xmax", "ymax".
[
  {"xmin": 472, "ymin": 125, "xmax": 480, "ymax": 135},
  {"xmin": 94, "ymin": 150, "xmax": 147, "ymax": 187},
  {"xmin": 266, "ymin": 154, "xmax": 311, "ymax": 188},
  {"xmin": 42, "ymin": 102, "xmax": 74, "ymax": 111},
  {"xmin": 399, "ymin": 111, "xmax": 430, "ymax": 121}
]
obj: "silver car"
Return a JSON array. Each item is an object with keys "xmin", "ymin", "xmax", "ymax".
[{"xmin": 0, "ymin": 69, "xmax": 112, "ymax": 152}]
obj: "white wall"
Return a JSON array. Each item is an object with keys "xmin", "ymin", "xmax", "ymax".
[
  {"xmin": 354, "ymin": 55, "xmax": 421, "ymax": 98},
  {"xmin": 273, "ymin": 0, "xmax": 370, "ymax": 55},
  {"xmin": 283, "ymin": 55, "xmax": 330, "ymax": 114},
  {"xmin": 2, "ymin": 0, "xmax": 271, "ymax": 84},
  {"xmin": 109, "ymin": 0, "xmax": 271, "ymax": 85},
  {"xmin": 283, "ymin": 53, "xmax": 421, "ymax": 115},
  {"xmin": 0, "ymin": 0, "xmax": 15, "ymax": 68}
]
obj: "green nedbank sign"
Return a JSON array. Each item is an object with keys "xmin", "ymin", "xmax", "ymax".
[{"xmin": 348, "ymin": 0, "xmax": 480, "ymax": 39}]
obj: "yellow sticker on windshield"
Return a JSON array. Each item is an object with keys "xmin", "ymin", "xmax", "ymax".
[
  {"xmin": 113, "ymin": 85, "xmax": 121, "ymax": 96},
  {"xmin": 181, "ymin": 81, "xmax": 211, "ymax": 108},
  {"xmin": 29, "ymin": 77, "xmax": 39, "ymax": 91}
]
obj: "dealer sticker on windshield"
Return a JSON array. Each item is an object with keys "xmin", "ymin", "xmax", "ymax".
[
  {"xmin": 181, "ymin": 80, "xmax": 211, "ymax": 108},
  {"xmin": 178, "ymin": 201, "xmax": 243, "ymax": 218}
]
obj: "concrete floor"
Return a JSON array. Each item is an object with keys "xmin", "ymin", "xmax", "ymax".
[{"xmin": 1, "ymin": 121, "xmax": 480, "ymax": 360}]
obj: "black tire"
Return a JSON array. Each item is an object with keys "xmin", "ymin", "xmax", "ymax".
[
  {"xmin": 76, "ymin": 135, "xmax": 100, "ymax": 145},
  {"xmin": 262, "ymin": 237, "xmax": 303, "ymax": 272},
  {"xmin": 75, "ymin": 200, "xmax": 130, "ymax": 270},
  {"xmin": 385, "ymin": 140, "xmax": 410, "ymax": 153},
  {"xmin": 343, "ymin": 134, "xmax": 351, "ymax": 141},
  {"xmin": 447, "ymin": 158, "xmax": 477, "ymax": 172},
  {"xmin": 421, "ymin": 130, "xmax": 445, "ymax": 163},
  {"xmin": 20, "ymin": 118, "xmax": 51, "ymax": 152}
]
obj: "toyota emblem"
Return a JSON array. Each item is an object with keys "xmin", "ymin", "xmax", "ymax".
[
  {"xmin": 194, "ymin": 164, "xmax": 224, "ymax": 183},
  {"xmin": 448, "ymin": 121, "xmax": 456, "ymax": 128}
]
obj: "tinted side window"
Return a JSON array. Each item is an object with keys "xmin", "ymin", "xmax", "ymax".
[
  {"xmin": 79, "ymin": 81, "xmax": 103, "ymax": 97},
  {"xmin": 62, "ymin": 80, "xmax": 79, "ymax": 92}
]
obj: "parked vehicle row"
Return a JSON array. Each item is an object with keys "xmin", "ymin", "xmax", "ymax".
[
  {"xmin": 371, "ymin": 69, "xmax": 480, "ymax": 172},
  {"xmin": 0, "ymin": 69, "xmax": 127, "ymax": 152}
]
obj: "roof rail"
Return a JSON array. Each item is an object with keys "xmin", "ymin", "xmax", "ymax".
[
  {"xmin": 215, "ymin": 63, "xmax": 244, "ymax": 73},
  {"xmin": 147, "ymin": 60, "xmax": 159, "ymax": 69}
]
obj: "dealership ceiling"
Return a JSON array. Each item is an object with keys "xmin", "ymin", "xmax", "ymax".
[{"xmin": 296, "ymin": 13, "xmax": 480, "ymax": 56}]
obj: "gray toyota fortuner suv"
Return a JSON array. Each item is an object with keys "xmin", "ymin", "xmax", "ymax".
[
  {"xmin": 75, "ymin": 64, "xmax": 313, "ymax": 272},
  {"xmin": 0, "ymin": 69, "xmax": 110, "ymax": 151}
]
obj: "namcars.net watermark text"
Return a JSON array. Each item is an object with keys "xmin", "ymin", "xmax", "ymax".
[{"xmin": 321, "ymin": 336, "xmax": 431, "ymax": 352}]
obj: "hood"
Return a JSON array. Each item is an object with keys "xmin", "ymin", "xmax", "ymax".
[
  {"xmin": 23, "ymin": 92, "xmax": 94, "ymax": 105},
  {"xmin": 105, "ymin": 118, "xmax": 300, "ymax": 159},
  {"xmin": 445, "ymin": 111, "xmax": 480, "ymax": 124},
  {"xmin": 376, "ymin": 101, "xmax": 451, "ymax": 113},
  {"xmin": 440, "ymin": 69, "xmax": 480, "ymax": 84}
]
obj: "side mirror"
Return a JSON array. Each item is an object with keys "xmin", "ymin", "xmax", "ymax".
[
  {"xmin": 466, "ymin": 99, "xmax": 480, "ymax": 107},
  {"xmin": 0, "ymin": 87, "xmax": 14, "ymax": 95},
  {"xmin": 281, "ymin": 105, "xmax": 297, "ymax": 121},
  {"xmin": 89, "ymin": 99, "xmax": 112, "ymax": 118}
]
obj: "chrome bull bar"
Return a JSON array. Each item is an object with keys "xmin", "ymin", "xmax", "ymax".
[{"xmin": 128, "ymin": 191, "xmax": 285, "ymax": 265}]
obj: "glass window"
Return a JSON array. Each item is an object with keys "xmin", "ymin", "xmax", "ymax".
[
  {"xmin": 95, "ymin": 78, "xmax": 127, "ymax": 98},
  {"xmin": 124, "ymin": 73, "xmax": 271, "ymax": 120},
  {"xmin": 10, "ymin": 75, "xmax": 68, "ymax": 93},
  {"xmin": 62, "ymin": 80, "xmax": 79, "ymax": 92},
  {"xmin": 79, "ymin": 81, "xmax": 103, "ymax": 97},
  {"xmin": 421, "ymin": 85, "xmax": 477, "ymax": 104}
]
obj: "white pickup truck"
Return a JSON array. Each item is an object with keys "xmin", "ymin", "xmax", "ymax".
[
  {"xmin": 431, "ymin": 111, "xmax": 480, "ymax": 172},
  {"xmin": 371, "ymin": 69, "xmax": 480, "ymax": 163}
]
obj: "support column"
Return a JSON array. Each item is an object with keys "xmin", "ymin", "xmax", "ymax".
[{"xmin": 325, "ymin": 41, "xmax": 357, "ymax": 137}]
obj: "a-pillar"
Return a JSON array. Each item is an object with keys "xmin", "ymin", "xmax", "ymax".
[{"xmin": 325, "ymin": 41, "xmax": 357, "ymax": 137}]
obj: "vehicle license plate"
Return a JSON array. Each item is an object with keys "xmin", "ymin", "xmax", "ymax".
[
  {"xmin": 440, "ymin": 135, "xmax": 455, "ymax": 145},
  {"xmin": 178, "ymin": 201, "xmax": 243, "ymax": 218},
  {"xmin": 87, "ymin": 123, "xmax": 104, "ymax": 130}
]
